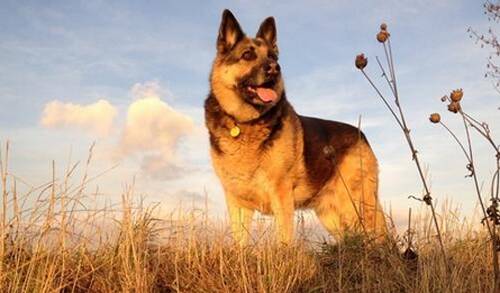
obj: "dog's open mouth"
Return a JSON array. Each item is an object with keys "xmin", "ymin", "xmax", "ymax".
[{"xmin": 244, "ymin": 81, "xmax": 278, "ymax": 104}]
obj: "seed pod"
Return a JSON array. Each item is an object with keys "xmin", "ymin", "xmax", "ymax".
[
  {"xmin": 429, "ymin": 113, "xmax": 441, "ymax": 123},
  {"xmin": 377, "ymin": 30, "xmax": 389, "ymax": 43},
  {"xmin": 355, "ymin": 54, "xmax": 368, "ymax": 70},
  {"xmin": 448, "ymin": 101, "xmax": 461, "ymax": 113},
  {"xmin": 450, "ymin": 88, "xmax": 463, "ymax": 102}
]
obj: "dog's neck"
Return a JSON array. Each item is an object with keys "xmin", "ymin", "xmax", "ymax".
[
  {"xmin": 210, "ymin": 88, "xmax": 271, "ymax": 123},
  {"xmin": 204, "ymin": 92, "xmax": 288, "ymax": 153},
  {"xmin": 205, "ymin": 91, "xmax": 286, "ymax": 126}
]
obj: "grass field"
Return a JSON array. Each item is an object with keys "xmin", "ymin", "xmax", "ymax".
[{"xmin": 0, "ymin": 148, "xmax": 495, "ymax": 293}]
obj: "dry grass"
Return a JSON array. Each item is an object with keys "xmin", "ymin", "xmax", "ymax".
[{"xmin": 0, "ymin": 145, "xmax": 496, "ymax": 293}]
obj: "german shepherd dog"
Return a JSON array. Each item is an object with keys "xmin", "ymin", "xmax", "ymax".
[{"xmin": 205, "ymin": 9, "xmax": 387, "ymax": 244}]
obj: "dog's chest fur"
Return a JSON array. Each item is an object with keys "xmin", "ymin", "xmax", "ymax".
[
  {"xmin": 211, "ymin": 136, "xmax": 295, "ymax": 213},
  {"xmin": 205, "ymin": 95, "xmax": 314, "ymax": 213}
]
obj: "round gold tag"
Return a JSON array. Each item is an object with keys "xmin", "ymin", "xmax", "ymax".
[{"xmin": 230, "ymin": 126, "xmax": 241, "ymax": 137}]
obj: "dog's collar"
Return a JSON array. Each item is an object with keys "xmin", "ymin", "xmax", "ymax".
[
  {"xmin": 206, "ymin": 93, "xmax": 285, "ymax": 139},
  {"xmin": 225, "ymin": 99, "xmax": 285, "ymax": 139}
]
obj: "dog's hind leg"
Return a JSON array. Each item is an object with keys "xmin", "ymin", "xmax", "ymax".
[
  {"xmin": 314, "ymin": 143, "xmax": 387, "ymax": 241},
  {"xmin": 314, "ymin": 187, "xmax": 362, "ymax": 240}
]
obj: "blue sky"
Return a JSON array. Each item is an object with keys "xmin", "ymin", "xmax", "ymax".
[{"xmin": 1, "ymin": 0, "xmax": 499, "ymax": 228}]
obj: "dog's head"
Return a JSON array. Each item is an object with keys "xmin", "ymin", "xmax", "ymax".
[{"xmin": 210, "ymin": 9, "xmax": 284, "ymax": 122}]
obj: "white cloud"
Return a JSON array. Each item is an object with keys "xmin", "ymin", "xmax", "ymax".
[
  {"xmin": 40, "ymin": 81, "xmax": 197, "ymax": 181},
  {"xmin": 130, "ymin": 80, "xmax": 174, "ymax": 101},
  {"xmin": 40, "ymin": 99, "xmax": 117, "ymax": 137},
  {"xmin": 118, "ymin": 81, "xmax": 195, "ymax": 180}
]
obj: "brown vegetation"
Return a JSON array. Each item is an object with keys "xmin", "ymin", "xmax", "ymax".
[{"xmin": 0, "ymin": 143, "xmax": 496, "ymax": 292}]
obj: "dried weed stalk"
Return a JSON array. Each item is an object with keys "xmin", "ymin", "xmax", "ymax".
[
  {"xmin": 430, "ymin": 88, "xmax": 500, "ymax": 289},
  {"xmin": 355, "ymin": 23, "xmax": 449, "ymax": 271}
]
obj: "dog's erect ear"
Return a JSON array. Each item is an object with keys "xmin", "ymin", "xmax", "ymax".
[
  {"xmin": 217, "ymin": 9, "xmax": 245, "ymax": 54},
  {"xmin": 256, "ymin": 17, "xmax": 277, "ymax": 49}
]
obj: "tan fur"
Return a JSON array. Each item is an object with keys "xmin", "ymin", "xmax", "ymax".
[
  {"xmin": 313, "ymin": 141, "xmax": 387, "ymax": 238},
  {"xmin": 206, "ymin": 11, "xmax": 386, "ymax": 245},
  {"xmin": 210, "ymin": 108, "xmax": 302, "ymax": 244}
]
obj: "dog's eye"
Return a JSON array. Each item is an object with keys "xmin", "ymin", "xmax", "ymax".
[{"xmin": 241, "ymin": 51, "xmax": 256, "ymax": 61}]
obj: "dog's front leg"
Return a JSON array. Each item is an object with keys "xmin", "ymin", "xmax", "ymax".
[
  {"xmin": 226, "ymin": 195, "xmax": 254, "ymax": 246},
  {"xmin": 270, "ymin": 183, "xmax": 294, "ymax": 244}
]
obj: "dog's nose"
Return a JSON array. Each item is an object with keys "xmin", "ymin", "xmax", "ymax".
[{"xmin": 264, "ymin": 61, "xmax": 280, "ymax": 76}]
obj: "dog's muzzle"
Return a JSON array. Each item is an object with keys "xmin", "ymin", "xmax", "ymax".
[{"xmin": 264, "ymin": 61, "xmax": 280, "ymax": 78}]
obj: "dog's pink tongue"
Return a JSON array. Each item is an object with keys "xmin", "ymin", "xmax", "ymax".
[{"xmin": 256, "ymin": 88, "xmax": 278, "ymax": 103}]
